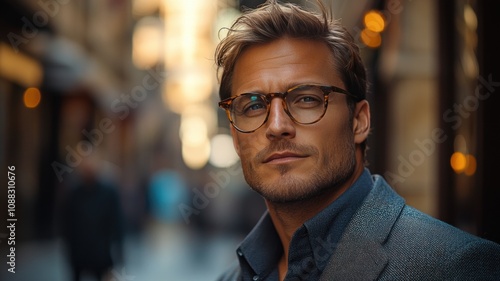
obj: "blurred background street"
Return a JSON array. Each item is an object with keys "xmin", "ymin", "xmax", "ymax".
[{"xmin": 0, "ymin": 223, "xmax": 242, "ymax": 281}]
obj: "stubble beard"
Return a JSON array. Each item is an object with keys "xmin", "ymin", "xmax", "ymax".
[{"xmin": 241, "ymin": 138, "xmax": 357, "ymax": 204}]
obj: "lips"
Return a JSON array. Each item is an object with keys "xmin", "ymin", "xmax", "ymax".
[{"xmin": 263, "ymin": 151, "xmax": 306, "ymax": 163}]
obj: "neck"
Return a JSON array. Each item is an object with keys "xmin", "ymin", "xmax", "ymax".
[{"xmin": 267, "ymin": 162, "xmax": 365, "ymax": 280}]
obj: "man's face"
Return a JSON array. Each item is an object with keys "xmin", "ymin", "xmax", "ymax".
[{"xmin": 230, "ymin": 37, "xmax": 359, "ymax": 203}]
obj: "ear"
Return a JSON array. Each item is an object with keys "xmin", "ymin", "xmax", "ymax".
[
  {"xmin": 230, "ymin": 125, "xmax": 242, "ymax": 157},
  {"xmin": 353, "ymin": 100, "xmax": 370, "ymax": 144}
]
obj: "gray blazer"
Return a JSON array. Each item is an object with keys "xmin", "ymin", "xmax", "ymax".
[
  {"xmin": 320, "ymin": 175, "xmax": 500, "ymax": 280},
  {"xmin": 219, "ymin": 176, "xmax": 500, "ymax": 280}
]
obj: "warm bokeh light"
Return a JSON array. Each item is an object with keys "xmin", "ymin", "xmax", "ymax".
[
  {"xmin": 179, "ymin": 103, "xmax": 217, "ymax": 170},
  {"xmin": 162, "ymin": 0, "xmax": 217, "ymax": 168},
  {"xmin": 181, "ymin": 104, "xmax": 217, "ymax": 135},
  {"xmin": 464, "ymin": 4, "xmax": 477, "ymax": 31},
  {"xmin": 180, "ymin": 115, "xmax": 208, "ymax": 146},
  {"xmin": 132, "ymin": 0, "xmax": 159, "ymax": 17},
  {"xmin": 451, "ymin": 150, "xmax": 477, "ymax": 176},
  {"xmin": 360, "ymin": 28, "xmax": 382, "ymax": 48},
  {"xmin": 464, "ymin": 154, "xmax": 477, "ymax": 176},
  {"xmin": 132, "ymin": 17, "xmax": 163, "ymax": 69},
  {"xmin": 0, "ymin": 43, "xmax": 43, "ymax": 87},
  {"xmin": 23, "ymin": 87, "xmax": 42, "ymax": 108},
  {"xmin": 451, "ymin": 152, "xmax": 467, "ymax": 173},
  {"xmin": 364, "ymin": 10, "xmax": 385, "ymax": 33},
  {"xmin": 182, "ymin": 138, "xmax": 210, "ymax": 170},
  {"xmin": 163, "ymin": 70, "xmax": 213, "ymax": 114},
  {"xmin": 209, "ymin": 134, "xmax": 239, "ymax": 168},
  {"xmin": 163, "ymin": 0, "xmax": 214, "ymax": 68}
]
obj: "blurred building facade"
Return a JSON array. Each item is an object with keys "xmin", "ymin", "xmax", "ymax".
[{"xmin": 1, "ymin": 0, "xmax": 136, "ymax": 240}]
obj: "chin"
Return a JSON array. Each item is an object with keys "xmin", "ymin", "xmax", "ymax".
[
  {"xmin": 249, "ymin": 163, "xmax": 356, "ymax": 204},
  {"xmin": 251, "ymin": 175, "xmax": 330, "ymax": 204}
]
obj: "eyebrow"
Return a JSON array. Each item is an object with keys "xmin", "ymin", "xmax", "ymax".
[{"xmin": 238, "ymin": 81, "xmax": 329, "ymax": 95}]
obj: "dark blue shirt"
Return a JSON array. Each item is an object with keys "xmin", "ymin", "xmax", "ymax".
[{"xmin": 235, "ymin": 169, "xmax": 373, "ymax": 281}]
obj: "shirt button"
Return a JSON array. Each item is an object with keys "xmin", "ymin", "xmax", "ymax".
[
  {"xmin": 252, "ymin": 275, "xmax": 259, "ymax": 281},
  {"xmin": 236, "ymin": 249, "xmax": 243, "ymax": 256}
]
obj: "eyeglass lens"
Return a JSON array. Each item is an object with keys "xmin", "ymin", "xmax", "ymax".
[{"xmin": 230, "ymin": 85, "xmax": 327, "ymax": 132}]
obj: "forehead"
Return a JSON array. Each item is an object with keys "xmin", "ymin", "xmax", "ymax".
[{"xmin": 232, "ymin": 37, "xmax": 342, "ymax": 94}]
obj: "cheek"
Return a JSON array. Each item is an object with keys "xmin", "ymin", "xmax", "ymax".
[
  {"xmin": 233, "ymin": 134, "xmax": 261, "ymax": 161},
  {"xmin": 309, "ymin": 120, "xmax": 353, "ymax": 154}
]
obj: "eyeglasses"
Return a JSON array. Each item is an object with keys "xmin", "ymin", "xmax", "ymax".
[{"xmin": 218, "ymin": 84, "xmax": 359, "ymax": 133}]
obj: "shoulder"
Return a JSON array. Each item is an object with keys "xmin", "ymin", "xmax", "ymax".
[
  {"xmin": 395, "ymin": 202, "xmax": 497, "ymax": 251},
  {"xmin": 385, "ymin": 204, "xmax": 500, "ymax": 278},
  {"xmin": 445, "ymin": 237, "xmax": 500, "ymax": 279},
  {"xmin": 364, "ymin": 176, "xmax": 500, "ymax": 278},
  {"xmin": 367, "ymin": 175, "xmax": 495, "ymax": 250},
  {"xmin": 216, "ymin": 260, "xmax": 240, "ymax": 281}
]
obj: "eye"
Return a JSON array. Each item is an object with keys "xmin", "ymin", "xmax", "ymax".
[
  {"xmin": 234, "ymin": 95, "xmax": 267, "ymax": 117},
  {"xmin": 244, "ymin": 101, "xmax": 266, "ymax": 115},
  {"xmin": 289, "ymin": 86, "xmax": 324, "ymax": 109},
  {"xmin": 298, "ymin": 95, "xmax": 322, "ymax": 103}
]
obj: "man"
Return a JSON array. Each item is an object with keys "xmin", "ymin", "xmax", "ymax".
[
  {"xmin": 63, "ymin": 156, "xmax": 124, "ymax": 281},
  {"xmin": 215, "ymin": 1, "xmax": 500, "ymax": 280}
]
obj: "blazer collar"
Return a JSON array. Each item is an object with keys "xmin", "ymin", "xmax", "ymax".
[{"xmin": 320, "ymin": 175, "xmax": 405, "ymax": 281}]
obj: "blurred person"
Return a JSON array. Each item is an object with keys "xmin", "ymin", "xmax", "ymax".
[
  {"xmin": 215, "ymin": 1, "xmax": 500, "ymax": 280},
  {"xmin": 148, "ymin": 169, "xmax": 189, "ymax": 222},
  {"xmin": 62, "ymin": 155, "xmax": 124, "ymax": 281}
]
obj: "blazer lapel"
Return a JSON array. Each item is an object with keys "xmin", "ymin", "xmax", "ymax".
[{"xmin": 320, "ymin": 175, "xmax": 405, "ymax": 281}]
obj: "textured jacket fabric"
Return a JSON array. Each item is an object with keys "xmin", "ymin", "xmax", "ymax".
[{"xmin": 218, "ymin": 175, "xmax": 500, "ymax": 280}]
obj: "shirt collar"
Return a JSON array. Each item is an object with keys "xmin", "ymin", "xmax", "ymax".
[
  {"xmin": 238, "ymin": 211, "xmax": 282, "ymax": 278},
  {"xmin": 304, "ymin": 168, "xmax": 373, "ymax": 271}
]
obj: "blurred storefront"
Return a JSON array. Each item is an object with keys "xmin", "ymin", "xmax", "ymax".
[
  {"xmin": 360, "ymin": 0, "xmax": 499, "ymax": 243},
  {"xmin": 1, "ymin": 0, "xmax": 134, "ymax": 240}
]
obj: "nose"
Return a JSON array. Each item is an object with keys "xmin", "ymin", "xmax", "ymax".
[{"xmin": 265, "ymin": 98, "xmax": 296, "ymax": 140}]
